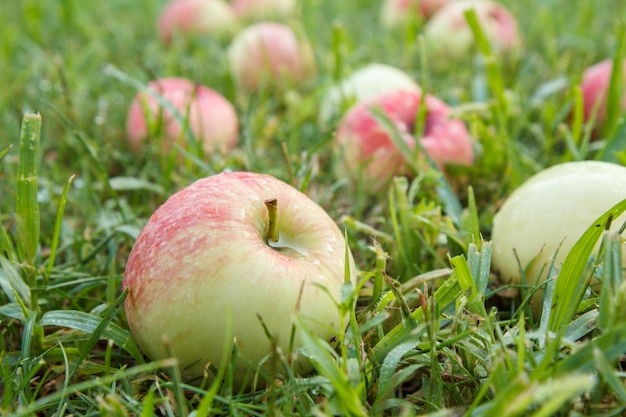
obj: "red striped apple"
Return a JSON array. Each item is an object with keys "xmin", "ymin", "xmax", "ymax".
[
  {"xmin": 580, "ymin": 59, "xmax": 626, "ymax": 137},
  {"xmin": 227, "ymin": 22, "xmax": 316, "ymax": 92},
  {"xmin": 126, "ymin": 77, "xmax": 238, "ymax": 156},
  {"xmin": 423, "ymin": 0, "xmax": 520, "ymax": 61},
  {"xmin": 319, "ymin": 63, "xmax": 421, "ymax": 128},
  {"xmin": 334, "ymin": 89, "xmax": 474, "ymax": 191},
  {"xmin": 123, "ymin": 171, "xmax": 357, "ymax": 386},
  {"xmin": 157, "ymin": 0, "xmax": 238, "ymax": 44}
]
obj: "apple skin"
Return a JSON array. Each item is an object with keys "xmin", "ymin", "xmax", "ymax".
[
  {"xmin": 334, "ymin": 89, "xmax": 474, "ymax": 191},
  {"xmin": 423, "ymin": 0, "xmax": 520, "ymax": 61},
  {"xmin": 319, "ymin": 63, "xmax": 421, "ymax": 128},
  {"xmin": 231, "ymin": 0, "xmax": 296, "ymax": 21},
  {"xmin": 157, "ymin": 0, "xmax": 238, "ymax": 44},
  {"xmin": 491, "ymin": 161, "xmax": 626, "ymax": 314},
  {"xmin": 227, "ymin": 22, "xmax": 316, "ymax": 92},
  {"xmin": 381, "ymin": 0, "xmax": 453, "ymax": 28},
  {"xmin": 123, "ymin": 171, "xmax": 357, "ymax": 386},
  {"xmin": 580, "ymin": 59, "xmax": 626, "ymax": 136},
  {"xmin": 126, "ymin": 77, "xmax": 238, "ymax": 156}
]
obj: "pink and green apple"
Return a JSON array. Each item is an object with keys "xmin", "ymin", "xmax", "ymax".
[
  {"xmin": 157, "ymin": 0, "xmax": 238, "ymax": 44},
  {"xmin": 126, "ymin": 77, "xmax": 239, "ymax": 157},
  {"xmin": 423, "ymin": 0, "xmax": 520, "ymax": 61},
  {"xmin": 580, "ymin": 59, "xmax": 626, "ymax": 137},
  {"xmin": 227, "ymin": 22, "xmax": 316, "ymax": 92},
  {"xmin": 123, "ymin": 171, "xmax": 357, "ymax": 386},
  {"xmin": 334, "ymin": 89, "xmax": 474, "ymax": 191}
]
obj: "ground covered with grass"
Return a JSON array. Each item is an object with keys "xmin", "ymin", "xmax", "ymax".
[{"xmin": 2, "ymin": 0, "xmax": 626, "ymax": 415}]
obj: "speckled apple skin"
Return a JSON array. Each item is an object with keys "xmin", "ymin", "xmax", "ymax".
[
  {"xmin": 227, "ymin": 22, "xmax": 316, "ymax": 92},
  {"xmin": 424, "ymin": 0, "xmax": 520, "ymax": 61},
  {"xmin": 123, "ymin": 172, "xmax": 357, "ymax": 385},
  {"xmin": 126, "ymin": 77, "xmax": 238, "ymax": 156},
  {"xmin": 491, "ymin": 161, "xmax": 626, "ymax": 313},
  {"xmin": 580, "ymin": 59, "xmax": 626, "ymax": 134},
  {"xmin": 335, "ymin": 89, "xmax": 474, "ymax": 191}
]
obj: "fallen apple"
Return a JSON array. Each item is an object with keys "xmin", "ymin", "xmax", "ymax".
[
  {"xmin": 227, "ymin": 22, "xmax": 316, "ymax": 92},
  {"xmin": 423, "ymin": 0, "xmax": 520, "ymax": 62},
  {"xmin": 380, "ymin": 0, "xmax": 453, "ymax": 29},
  {"xmin": 580, "ymin": 58, "xmax": 626, "ymax": 137},
  {"xmin": 157, "ymin": 0, "xmax": 238, "ymax": 44},
  {"xmin": 126, "ymin": 77, "xmax": 239, "ymax": 157},
  {"xmin": 231, "ymin": 0, "xmax": 297, "ymax": 21},
  {"xmin": 318, "ymin": 63, "xmax": 421, "ymax": 128},
  {"xmin": 334, "ymin": 89, "xmax": 474, "ymax": 191},
  {"xmin": 123, "ymin": 171, "xmax": 357, "ymax": 386},
  {"xmin": 491, "ymin": 160, "xmax": 626, "ymax": 313}
]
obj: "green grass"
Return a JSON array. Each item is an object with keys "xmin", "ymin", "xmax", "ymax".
[{"xmin": 2, "ymin": 0, "xmax": 626, "ymax": 415}]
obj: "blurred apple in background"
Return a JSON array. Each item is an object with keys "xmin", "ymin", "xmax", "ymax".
[
  {"xmin": 126, "ymin": 77, "xmax": 239, "ymax": 156},
  {"xmin": 123, "ymin": 171, "xmax": 357, "ymax": 387},
  {"xmin": 580, "ymin": 59, "xmax": 626, "ymax": 137},
  {"xmin": 158, "ymin": 0, "xmax": 238, "ymax": 44},
  {"xmin": 318, "ymin": 63, "xmax": 421, "ymax": 128},
  {"xmin": 334, "ymin": 89, "xmax": 474, "ymax": 191},
  {"xmin": 381, "ymin": 0, "xmax": 453, "ymax": 29},
  {"xmin": 423, "ymin": 0, "xmax": 520, "ymax": 61},
  {"xmin": 232, "ymin": 0, "xmax": 297, "ymax": 21},
  {"xmin": 227, "ymin": 22, "xmax": 316, "ymax": 92}
]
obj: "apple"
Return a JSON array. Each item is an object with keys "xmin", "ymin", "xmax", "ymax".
[
  {"xmin": 423, "ymin": 0, "xmax": 520, "ymax": 61},
  {"xmin": 491, "ymin": 161, "xmax": 626, "ymax": 313},
  {"xmin": 231, "ymin": 0, "xmax": 297, "ymax": 21},
  {"xmin": 318, "ymin": 63, "xmax": 421, "ymax": 128},
  {"xmin": 126, "ymin": 77, "xmax": 239, "ymax": 156},
  {"xmin": 227, "ymin": 22, "xmax": 316, "ymax": 92},
  {"xmin": 123, "ymin": 171, "xmax": 357, "ymax": 386},
  {"xmin": 380, "ymin": 0, "xmax": 454, "ymax": 29},
  {"xmin": 580, "ymin": 59, "xmax": 626, "ymax": 137},
  {"xmin": 334, "ymin": 89, "xmax": 474, "ymax": 191},
  {"xmin": 157, "ymin": 0, "xmax": 238, "ymax": 44}
]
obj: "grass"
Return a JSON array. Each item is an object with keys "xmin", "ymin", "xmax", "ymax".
[{"xmin": 1, "ymin": 0, "xmax": 626, "ymax": 415}]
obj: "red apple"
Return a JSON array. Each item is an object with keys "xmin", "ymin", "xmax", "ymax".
[
  {"xmin": 227, "ymin": 22, "xmax": 316, "ymax": 92},
  {"xmin": 423, "ymin": 0, "xmax": 520, "ymax": 61},
  {"xmin": 157, "ymin": 0, "xmax": 238, "ymax": 44},
  {"xmin": 126, "ymin": 77, "xmax": 238, "ymax": 156},
  {"xmin": 231, "ymin": 0, "xmax": 296, "ymax": 21},
  {"xmin": 580, "ymin": 59, "xmax": 626, "ymax": 136},
  {"xmin": 123, "ymin": 171, "xmax": 357, "ymax": 386},
  {"xmin": 381, "ymin": 0, "xmax": 453, "ymax": 29},
  {"xmin": 319, "ymin": 63, "xmax": 421, "ymax": 128},
  {"xmin": 335, "ymin": 89, "xmax": 474, "ymax": 191}
]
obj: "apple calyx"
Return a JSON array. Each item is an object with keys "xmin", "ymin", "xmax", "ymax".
[{"xmin": 265, "ymin": 198, "xmax": 279, "ymax": 244}]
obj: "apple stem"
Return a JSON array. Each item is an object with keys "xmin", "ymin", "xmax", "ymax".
[{"xmin": 265, "ymin": 198, "xmax": 279, "ymax": 243}]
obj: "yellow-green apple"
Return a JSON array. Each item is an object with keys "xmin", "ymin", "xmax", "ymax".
[
  {"xmin": 334, "ymin": 89, "xmax": 474, "ymax": 191},
  {"xmin": 157, "ymin": 0, "xmax": 238, "ymax": 44},
  {"xmin": 319, "ymin": 63, "xmax": 421, "ymax": 128},
  {"xmin": 381, "ymin": 0, "xmax": 453, "ymax": 29},
  {"xmin": 580, "ymin": 59, "xmax": 626, "ymax": 137},
  {"xmin": 491, "ymin": 161, "xmax": 626, "ymax": 314},
  {"xmin": 123, "ymin": 171, "xmax": 357, "ymax": 386},
  {"xmin": 227, "ymin": 22, "xmax": 316, "ymax": 92},
  {"xmin": 126, "ymin": 77, "xmax": 238, "ymax": 156},
  {"xmin": 232, "ymin": 0, "xmax": 296, "ymax": 21},
  {"xmin": 423, "ymin": 0, "xmax": 520, "ymax": 61}
]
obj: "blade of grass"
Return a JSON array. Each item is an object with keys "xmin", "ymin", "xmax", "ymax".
[
  {"xmin": 39, "ymin": 307, "xmax": 144, "ymax": 362},
  {"xmin": 548, "ymin": 198, "xmax": 626, "ymax": 332},
  {"xmin": 44, "ymin": 174, "xmax": 75, "ymax": 283}
]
